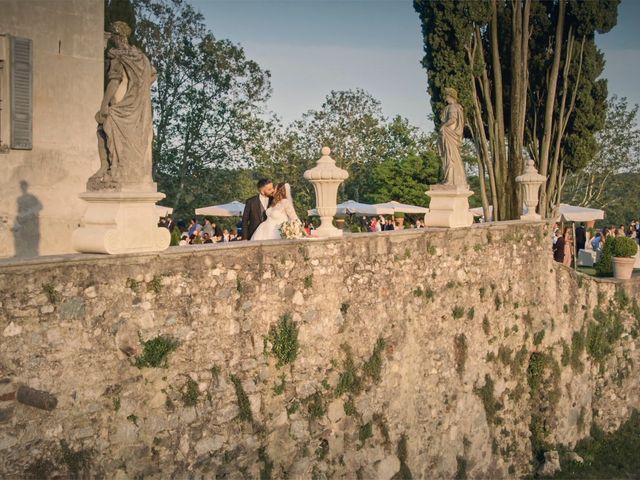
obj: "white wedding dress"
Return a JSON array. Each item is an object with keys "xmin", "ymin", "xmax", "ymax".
[{"xmin": 251, "ymin": 197, "xmax": 300, "ymax": 241}]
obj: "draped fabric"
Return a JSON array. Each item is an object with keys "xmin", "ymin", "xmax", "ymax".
[
  {"xmin": 103, "ymin": 46, "xmax": 155, "ymax": 188},
  {"xmin": 438, "ymin": 102, "xmax": 466, "ymax": 187}
]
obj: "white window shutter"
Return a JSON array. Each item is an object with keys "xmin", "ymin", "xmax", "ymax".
[{"xmin": 10, "ymin": 36, "xmax": 32, "ymax": 150}]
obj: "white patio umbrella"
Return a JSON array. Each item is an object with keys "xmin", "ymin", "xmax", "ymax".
[
  {"xmin": 307, "ymin": 200, "xmax": 394, "ymax": 217},
  {"xmin": 156, "ymin": 205, "xmax": 173, "ymax": 217},
  {"xmin": 195, "ymin": 201, "xmax": 245, "ymax": 217},
  {"xmin": 373, "ymin": 200, "xmax": 429, "ymax": 214}
]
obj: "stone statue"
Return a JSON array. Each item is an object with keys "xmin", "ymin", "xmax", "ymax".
[
  {"xmin": 438, "ymin": 87, "xmax": 467, "ymax": 188},
  {"xmin": 88, "ymin": 21, "xmax": 156, "ymax": 192}
]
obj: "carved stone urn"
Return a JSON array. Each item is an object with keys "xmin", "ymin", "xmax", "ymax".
[{"xmin": 304, "ymin": 147, "xmax": 349, "ymax": 238}]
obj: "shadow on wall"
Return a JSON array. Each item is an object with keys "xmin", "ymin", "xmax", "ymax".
[{"xmin": 13, "ymin": 180, "xmax": 42, "ymax": 258}]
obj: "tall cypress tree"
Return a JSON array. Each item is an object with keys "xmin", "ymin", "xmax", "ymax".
[{"xmin": 414, "ymin": 0, "xmax": 619, "ymax": 220}]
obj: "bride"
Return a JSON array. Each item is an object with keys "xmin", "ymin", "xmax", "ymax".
[{"xmin": 251, "ymin": 182, "xmax": 300, "ymax": 241}]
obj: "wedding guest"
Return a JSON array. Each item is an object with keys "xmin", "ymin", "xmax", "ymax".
[
  {"xmin": 230, "ymin": 229, "xmax": 239, "ymax": 241},
  {"xmin": 575, "ymin": 222, "xmax": 586, "ymax": 255},
  {"xmin": 187, "ymin": 219, "xmax": 201, "ymax": 237},
  {"xmin": 166, "ymin": 215, "xmax": 176, "ymax": 232},
  {"xmin": 619, "ymin": 225, "xmax": 626, "ymax": 237},
  {"xmin": 203, "ymin": 219, "xmax": 214, "ymax": 237},
  {"xmin": 553, "ymin": 231, "xmax": 565, "ymax": 263},
  {"xmin": 369, "ymin": 218, "xmax": 378, "ymax": 233},
  {"xmin": 179, "ymin": 233, "xmax": 189, "ymax": 246},
  {"xmin": 222, "ymin": 229, "xmax": 231, "ymax": 242},
  {"xmin": 591, "ymin": 232, "xmax": 602, "ymax": 251},
  {"xmin": 563, "ymin": 228, "xmax": 573, "ymax": 267},
  {"xmin": 202, "ymin": 232, "xmax": 214, "ymax": 244}
]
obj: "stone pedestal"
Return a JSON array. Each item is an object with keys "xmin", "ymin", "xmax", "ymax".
[
  {"xmin": 72, "ymin": 191, "xmax": 170, "ymax": 254},
  {"xmin": 423, "ymin": 185, "xmax": 474, "ymax": 228}
]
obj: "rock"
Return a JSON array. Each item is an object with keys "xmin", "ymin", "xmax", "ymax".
[
  {"xmin": 327, "ymin": 400, "xmax": 344, "ymax": 424},
  {"xmin": 537, "ymin": 450, "xmax": 561, "ymax": 477},
  {"xmin": 115, "ymin": 320, "xmax": 141, "ymax": 357},
  {"xmin": 293, "ymin": 291, "xmax": 304, "ymax": 305},
  {"xmin": 2, "ymin": 322, "xmax": 22, "ymax": 337},
  {"xmin": 0, "ymin": 434, "xmax": 17, "ymax": 450},
  {"xmin": 376, "ymin": 455, "xmax": 401, "ymax": 480},
  {"xmin": 195, "ymin": 435, "xmax": 224, "ymax": 456},
  {"xmin": 59, "ymin": 296, "xmax": 85, "ymax": 320},
  {"xmin": 0, "ymin": 407, "xmax": 14, "ymax": 423},
  {"xmin": 566, "ymin": 451, "xmax": 584, "ymax": 464}
]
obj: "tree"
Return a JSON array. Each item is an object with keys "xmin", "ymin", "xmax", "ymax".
[
  {"xmin": 414, "ymin": 0, "xmax": 619, "ymax": 220},
  {"xmin": 134, "ymin": 0, "xmax": 271, "ymax": 217},
  {"xmin": 563, "ymin": 96, "xmax": 640, "ymax": 216}
]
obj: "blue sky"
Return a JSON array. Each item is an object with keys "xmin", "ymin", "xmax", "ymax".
[{"xmin": 191, "ymin": 0, "xmax": 640, "ymax": 133}]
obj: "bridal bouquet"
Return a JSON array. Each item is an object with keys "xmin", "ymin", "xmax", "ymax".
[{"xmin": 279, "ymin": 220, "xmax": 306, "ymax": 239}]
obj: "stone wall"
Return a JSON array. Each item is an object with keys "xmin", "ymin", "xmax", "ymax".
[
  {"xmin": 0, "ymin": 0, "xmax": 103, "ymax": 258},
  {"xmin": 1, "ymin": 223, "xmax": 639, "ymax": 478}
]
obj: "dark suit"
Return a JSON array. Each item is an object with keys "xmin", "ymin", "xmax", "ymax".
[
  {"xmin": 575, "ymin": 226, "xmax": 586, "ymax": 254},
  {"xmin": 242, "ymin": 195, "xmax": 271, "ymax": 240}
]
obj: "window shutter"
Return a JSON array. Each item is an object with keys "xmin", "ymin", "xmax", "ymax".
[{"xmin": 10, "ymin": 36, "xmax": 32, "ymax": 150}]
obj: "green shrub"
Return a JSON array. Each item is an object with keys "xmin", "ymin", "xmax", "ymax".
[
  {"xmin": 335, "ymin": 345, "xmax": 361, "ymax": 397},
  {"xmin": 350, "ymin": 225, "xmax": 362, "ymax": 233},
  {"xmin": 394, "ymin": 212, "xmax": 406, "ymax": 219},
  {"xmin": 135, "ymin": 336, "xmax": 178, "ymax": 368},
  {"xmin": 362, "ymin": 338, "xmax": 386, "ymax": 383},
  {"xmin": 267, "ymin": 314, "xmax": 299, "ymax": 368},
  {"xmin": 610, "ymin": 236, "xmax": 638, "ymax": 258},
  {"xmin": 229, "ymin": 374, "xmax": 253, "ymax": 423},
  {"xmin": 596, "ymin": 241, "xmax": 615, "ymax": 277},
  {"xmin": 474, "ymin": 374, "xmax": 503, "ymax": 424}
]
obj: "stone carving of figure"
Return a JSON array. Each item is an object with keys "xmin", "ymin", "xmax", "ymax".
[
  {"xmin": 88, "ymin": 21, "xmax": 157, "ymax": 191},
  {"xmin": 438, "ymin": 87, "xmax": 467, "ymax": 188}
]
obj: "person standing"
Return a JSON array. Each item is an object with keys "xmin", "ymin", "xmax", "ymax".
[
  {"xmin": 575, "ymin": 223, "xmax": 586, "ymax": 255},
  {"xmin": 242, "ymin": 179, "xmax": 275, "ymax": 240}
]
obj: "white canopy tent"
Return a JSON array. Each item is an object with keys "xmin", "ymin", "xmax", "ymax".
[
  {"xmin": 372, "ymin": 200, "xmax": 429, "ymax": 214},
  {"xmin": 556, "ymin": 204, "xmax": 605, "ymax": 223},
  {"xmin": 469, "ymin": 204, "xmax": 605, "ymax": 222},
  {"xmin": 307, "ymin": 200, "xmax": 394, "ymax": 217},
  {"xmin": 195, "ymin": 201, "xmax": 245, "ymax": 217},
  {"xmin": 156, "ymin": 205, "xmax": 173, "ymax": 217}
]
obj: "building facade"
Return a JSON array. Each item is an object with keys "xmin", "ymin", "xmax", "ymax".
[{"xmin": 0, "ymin": 0, "xmax": 103, "ymax": 258}]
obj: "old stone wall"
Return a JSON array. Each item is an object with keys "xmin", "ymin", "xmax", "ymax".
[{"xmin": 1, "ymin": 223, "xmax": 639, "ymax": 478}]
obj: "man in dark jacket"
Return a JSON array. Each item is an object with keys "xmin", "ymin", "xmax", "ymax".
[
  {"xmin": 575, "ymin": 223, "xmax": 586, "ymax": 255},
  {"xmin": 553, "ymin": 235, "xmax": 565, "ymax": 263},
  {"xmin": 242, "ymin": 179, "xmax": 275, "ymax": 240}
]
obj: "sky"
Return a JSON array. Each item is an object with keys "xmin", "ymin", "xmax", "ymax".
[{"xmin": 191, "ymin": 0, "xmax": 640, "ymax": 133}]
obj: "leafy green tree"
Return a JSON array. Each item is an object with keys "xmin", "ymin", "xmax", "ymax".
[
  {"xmin": 563, "ymin": 96, "xmax": 640, "ymax": 211},
  {"xmin": 135, "ymin": 0, "xmax": 271, "ymax": 217},
  {"xmin": 414, "ymin": 0, "xmax": 619, "ymax": 220}
]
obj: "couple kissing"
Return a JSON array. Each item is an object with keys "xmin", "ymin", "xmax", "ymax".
[{"xmin": 242, "ymin": 179, "xmax": 300, "ymax": 241}]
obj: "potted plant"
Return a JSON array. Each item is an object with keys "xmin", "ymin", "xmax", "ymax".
[
  {"xmin": 334, "ymin": 214, "xmax": 346, "ymax": 229},
  {"xmin": 610, "ymin": 237, "xmax": 638, "ymax": 280}
]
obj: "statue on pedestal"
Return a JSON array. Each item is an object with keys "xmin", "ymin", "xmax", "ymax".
[
  {"xmin": 88, "ymin": 21, "xmax": 156, "ymax": 192},
  {"xmin": 438, "ymin": 87, "xmax": 467, "ymax": 188},
  {"xmin": 72, "ymin": 21, "xmax": 169, "ymax": 254},
  {"xmin": 423, "ymin": 87, "xmax": 474, "ymax": 228}
]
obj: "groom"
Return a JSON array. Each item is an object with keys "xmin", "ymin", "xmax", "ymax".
[{"xmin": 242, "ymin": 179, "xmax": 275, "ymax": 240}]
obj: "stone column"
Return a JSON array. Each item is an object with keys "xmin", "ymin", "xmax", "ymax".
[
  {"xmin": 304, "ymin": 147, "xmax": 348, "ymax": 238},
  {"xmin": 516, "ymin": 159, "xmax": 546, "ymax": 222}
]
